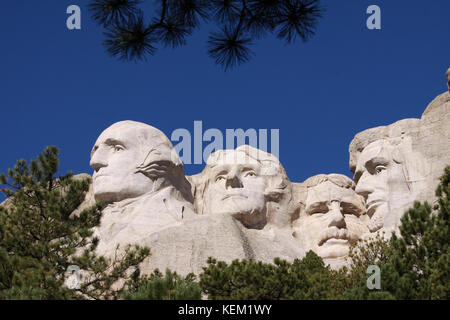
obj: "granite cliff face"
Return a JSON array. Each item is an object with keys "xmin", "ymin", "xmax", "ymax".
[{"xmin": 31, "ymin": 71, "xmax": 450, "ymax": 274}]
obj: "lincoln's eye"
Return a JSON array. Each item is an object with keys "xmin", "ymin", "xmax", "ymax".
[
  {"xmin": 375, "ymin": 165, "xmax": 386, "ymax": 174},
  {"xmin": 215, "ymin": 176, "xmax": 226, "ymax": 182},
  {"xmin": 244, "ymin": 171, "xmax": 256, "ymax": 177}
]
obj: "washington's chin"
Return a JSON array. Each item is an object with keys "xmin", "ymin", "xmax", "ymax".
[
  {"xmin": 93, "ymin": 191, "xmax": 122, "ymax": 203},
  {"xmin": 93, "ymin": 188, "xmax": 146, "ymax": 204}
]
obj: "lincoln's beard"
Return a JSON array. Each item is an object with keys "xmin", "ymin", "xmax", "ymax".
[
  {"xmin": 368, "ymin": 202, "xmax": 389, "ymax": 232},
  {"xmin": 367, "ymin": 191, "xmax": 415, "ymax": 233}
]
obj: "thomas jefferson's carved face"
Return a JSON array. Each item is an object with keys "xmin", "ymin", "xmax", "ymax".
[
  {"xmin": 203, "ymin": 152, "xmax": 267, "ymax": 228},
  {"xmin": 354, "ymin": 140, "xmax": 410, "ymax": 232},
  {"xmin": 295, "ymin": 181, "xmax": 366, "ymax": 259},
  {"xmin": 90, "ymin": 123, "xmax": 154, "ymax": 203}
]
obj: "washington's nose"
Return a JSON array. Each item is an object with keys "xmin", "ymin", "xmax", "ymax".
[
  {"xmin": 225, "ymin": 172, "xmax": 243, "ymax": 189},
  {"xmin": 90, "ymin": 148, "xmax": 108, "ymax": 172},
  {"xmin": 328, "ymin": 204, "xmax": 346, "ymax": 229}
]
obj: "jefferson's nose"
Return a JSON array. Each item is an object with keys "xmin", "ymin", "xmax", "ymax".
[
  {"xmin": 90, "ymin": 147, "xmax": 108, "ymax": 172},
  {"xmin": 328, "ymin": 203, "xmax": 346, "ymax": 229},
  {"xmin": 225, "ymin": 170, "xmax": 243, "ymax": 189},
  {"xmin": 355, "ymin": 173, "xmax": 374, "ymax": 199}
]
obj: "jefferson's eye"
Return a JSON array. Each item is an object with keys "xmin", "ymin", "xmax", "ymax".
[
  {"xmin": 215, "ymin": 176, "xmax": 226, "ymax": 182},
  {"xmin": 244, "ymin": 171, "xmax": 256, "ymax": 177},
  {"xmin": 375, "ymin": 165, "xmax": 386, "ymax": 174}
]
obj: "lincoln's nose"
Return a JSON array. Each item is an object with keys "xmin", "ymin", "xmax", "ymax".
[{"xmin": 355, "ymin": 173, "xmax": 374, "ymax": 200}]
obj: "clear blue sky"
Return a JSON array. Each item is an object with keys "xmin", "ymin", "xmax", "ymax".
[{"xmin": 1, "ymin": 0, "xmax": 449, "ymax": 194}]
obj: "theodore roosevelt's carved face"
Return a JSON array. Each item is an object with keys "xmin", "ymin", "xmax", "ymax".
[{"xmin": 295, "ymin": 179, "xmax": 366, "ymax": 259}]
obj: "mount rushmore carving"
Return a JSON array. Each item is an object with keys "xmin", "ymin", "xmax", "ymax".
[{"xmin": 78, "ymin": 71, "xmax": 449, "ymax": 274}]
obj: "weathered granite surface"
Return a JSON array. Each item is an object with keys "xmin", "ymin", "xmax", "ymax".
[{"xmin": 4, "ymin": 71, "xmax": 449, "ymax": 273}]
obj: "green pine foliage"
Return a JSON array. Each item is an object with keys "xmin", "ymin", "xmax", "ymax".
[
  {"xmin": 199, "ymin": 251, "xmax": 343, "ymax": 300},
  {"xmin": 88, "ymin": 0, "xmax": 324, "ymax": 69},
  {"xmin": 0, "ymin": 146, "xmax": 448, "ymax": 300},
  {"xmin": 0, "ymin": 146, "xmax": 150, "ymax": 300},
  {"xmin": 333, "ymin": 232, "xmax": 391, "ymax": 295},
  {"xmin": 122, "ymin": 269, "xmax": 202, "ymax": 300},
  {"xmin": 345, "ymin": 166, "xmax": 450, "ymax": 300}
]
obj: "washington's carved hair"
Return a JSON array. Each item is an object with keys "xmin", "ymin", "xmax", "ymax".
[{"xmin": 106, "ymin": 121, "xmax": 193, "ymax": 203}]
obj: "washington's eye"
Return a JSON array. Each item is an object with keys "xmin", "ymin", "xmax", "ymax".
[
  {"xmin": 375, "ymin": 165, "xmax": 386, "ymax": 174},
  {"xmin": 113, "ymin": 145, "xmax": 124, "ymax": 152},
  {"xmin": 244, "ymin": 171, "xmax": 256, "ymax": 177}
]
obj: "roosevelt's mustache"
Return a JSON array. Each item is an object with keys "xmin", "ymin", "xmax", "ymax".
[
  {"xmin": 318, "ymin": 227, "xmax": 358, "ymax": 246},
  {"xmin": 222, "ymin": 192, "xmax": 249, "ymax": 200}
]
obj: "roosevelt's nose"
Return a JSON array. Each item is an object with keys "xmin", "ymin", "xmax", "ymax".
[
  {"xmin": 355, "ymin": 173, "xmax": 374, "ymax": 199},
  {"xmin": 90, "ymin": 147, "xmax": 108, "ymax": 172},
  {"xmin": 328, "ymin": 202, "xmax": 346, "ymax": 229},
  {"xmin": 225, "ymin": 170, "xmax": 243, "ymax": 189}
]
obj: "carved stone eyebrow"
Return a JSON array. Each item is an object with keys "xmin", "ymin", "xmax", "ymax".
[
  {"xmin": 213, "ymin": 169, "xmax": 229, "ymax": 179},
  {"xmin": 354, "ymin": 156, "xmax": 389, "ymax": 182},
  {"xmin": 241, "ymin": 164, "xmax": 259, "ymax": 172},
  {"xmin": 340, "ymin": 201, "xmax": 363, "ymax": 216},
  {"xmin": 306, "ymin": 201, "xmax": 329, "ymax": 215},
  {"xmin": 104, "ymin": 138, "xmax": 125, "ymax": 147},
  {"xmin": 365, "ymin": 157, "xmax": 389, "ymax": 172}
]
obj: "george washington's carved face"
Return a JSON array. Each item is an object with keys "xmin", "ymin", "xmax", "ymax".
[
  {"xmin": 90, "ymin": 121, "xmax": 179, "ymax": 204},
  {"xmin": 90, "ymin": 123, "xmax": 154, "ymax": 203}
]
